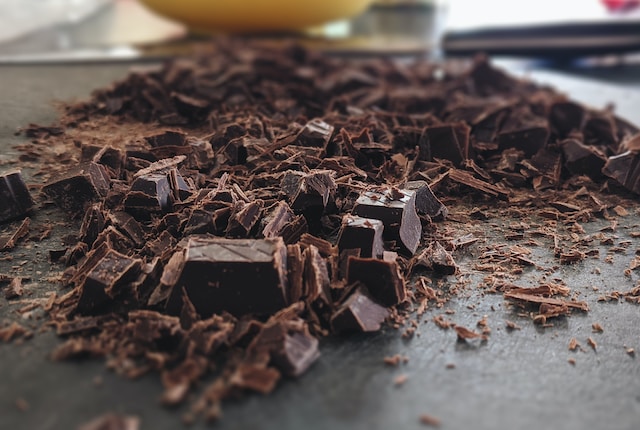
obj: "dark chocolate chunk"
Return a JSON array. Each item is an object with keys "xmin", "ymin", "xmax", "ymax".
[
  {"xmin": 108, "ymin": 211, "xmax": 146, "ymax": 248},
  {"xmin": 330, "ymin": 287, "xmax": 389, "ymax": 333},
  {"xmin": 421, "ymin": 123, "xmax": 470, "ymax": 165},
  {"xmin": 76, "ymin": 249, "xmax": 142, "ymax": 315},
  {"xmin": 249, "ymin": 322, "xmax": 319, "ymax": 377},
  {"xmin": 79, "ymin": 204, "xmax": 105, "ymax": 247},
  {"xmin": 498, "ymin": 124, "xmax": 549, "ymax": 157},
  {"xmin": 167, "ymin": 237, "xmax": 289, "ymax": 317},
  {"xmin": 168, "ymin": 168, "xmax": 193, "ymax": 201},
  {"xmin": 0, "ymin": 217, "xmax": 30, "ymax": 251},
  {"xmin": 92, "ymin": 146, "xmax": 125, "ymax": 178},
  {"xmin": 352, "ymin": 188, "xmax": 421, "ymax": 255},
  {"xmin": 561, "ymin": 138, "xmax": 607, "ymax": 179},
  {"xmin": 125, "ymin": 173, "xmax": 172, "ymax": 214},
  {"xmin": 549, "ymin": 101, "xmax": 585, "ymax": 137},
  {"xmin": 42, "ymin": 162, "xmax": 110, "ymax": 216},
  {"xmin": 296, "ymin": 119, "xmax": 334, "ymax": 149},
  {"xmin": 583, "ymin": 112, "xmax": 618, "ymax": 150},
  {"xmin": 183, "ymin": 209, "xmax": 215, "ymax": 236},
  {"xmin": 280, "ymin": 169, "xmax": 337, "ymax": 211},
  {"xmin": 602, "ymin": 150, "xmax": 640, "ymax": 193},
  {"xmin": 145, "ymin": 131, "xmax": 187, "ymax": 147},
  {"xmin": 226, "ymin": 200, "xmax": 263, "ymax": 238},
  {"xmin": 410, "ymin": 241, "xmax": 457, "ymax": 275},
  {"xmin": 303, "ymin": 245, "xmax": 331, "ymax": 304},
  {"xmin": 299, "ymin": 233, "xmax": 337, "ymax": 258},
  {"xmin": 0, "ymin": 170, "xmax": 33, "ymax": 224},
  {"xmin": 528, "ymin": 147, "xmax": 563, "ymax": 185},
  {"xmin": 404, "ymin": 180, "xmax": 448, "ymax": 220},
  {"xmin": 336, "ymin": 215, "xmax": 384, "ymax": 259},
  {"xmin": 346, "ymin": 256, "xmax": 406, "ymax": 306},
  {"xmin": 4, "ymin": 277, "xmax": 23, "ymax": 300},
  {"xmin": 280, "ymin": 215, "xmax": 308, "ymax": 245},
  {"xmin": 286, "ymin": 244, "xmax": 304, "ymax": 303}
]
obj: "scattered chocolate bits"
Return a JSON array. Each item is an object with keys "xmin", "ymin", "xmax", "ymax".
[{"xmin": 6, "ymin": 39, "xmax": 640, "ymax": 424}]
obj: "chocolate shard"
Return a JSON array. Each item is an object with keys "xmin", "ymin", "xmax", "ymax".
[
  {"xmin": 76, "ymin": 249, "xmax": 142, "ymax": 315},
  {"xmin": 42, "ymin": 162, "xmax": 110, "ymax": 216},
  {"xmin": 411, "ymin": 241, "xmax": 457, "ymax": 276},
  {"xmin": 330, "ymin": 286, "xmax": 389, "ymax": 333},
  {"xmin": 108, "ymin": 211, "xmax": 146, "ymax": 248},
  {"xmin": 352, "ymin": 188, "xmax": 421, "ymax": 255},
  {"xmin": 125, "ymin": 173, "xmax": 172, "ymax": 214},
  {"xmin": 583, "ymin": 112, "xmax": 618, "ymax": 150},
  {"xmin": 602, "ymin": 150, "xmax": 640, "ymax": 193},
  {"xmin": 303, "ymin": 245, "xmax": 331, "ymax": 304},
  {"xmin": 0, "ymin": 170, "xmax": 33, "ymax": 224},
  {"xmin": 261, "ymin": 201, "xmax": 294, "ymax": 238},
  {"xmin": 336, "ymin": 215, "xmax": 384, "ymax": 259},
  {"xmin": 183, "ymin": 208, "xmax": 215, "ymax": 236},
  {"xmin": 93, "ymin": 146, "xmax": 125, "ymax": 178},
  {"xmin": 447, "ymin": 168, "xmax": 509, "ymax": 200},
  {"xmin": 144, "ymin": 131, "xmax": 187, "ymax": 147},
  {"xmin": 404, "ymin": 180, "xmax": 448, "ymax": 220},
  {"xmin": 346, "ymin": 256, "xmax": 406, "ymax": 306},
  {"xmin": 549, "ymin": 101, "xmax": 585, "ymax": 137},
  {"xmin": 280, "ymin": 169, "xmax": 337, "ymax": 211},
  {"xmin": 167, "ymin": 237, "xmax": 289, "ymax": 317},
  {"xmin": 498, "ymin": 122, "xmax": 549, "ymax": 157},
  {"xmin": 226, "ymin": 200, "xmax": 264, "ymax": 238},
  {"xmin": 561, "ymin": 138, "xmax": 607, "ymax": 179},
  {"xmin": 280, "ymin": 215, "xmax": 308, "ymax": 244},
  {"xmin": 421, "ymin": 123, "xmax": 470, "ymax": 165},
  {"xmin": 286, "ymin": 244, "xmax": 304, "ymax": 303},
  {"xmin": 249, "ymin": 322, "xmax": 320, "ymax": 377},
  {"xmin": 79, "ymin": 204, "xmax": 106, "ymax": 247},
  {"xmin": 168, "ymin": 168, "xmax": 193, "ymax": 201},
  {"xmin": 296, "ymin": 118, "xmax": 334, "ymax": 149},
  {"xmin": 528, "ymin": 147, "xmax": 563, "ymax": 185}
]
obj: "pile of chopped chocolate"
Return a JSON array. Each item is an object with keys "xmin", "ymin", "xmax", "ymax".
[{"xmin": 3, "ymin": 40, "xmax": 640, "ymax": 422}]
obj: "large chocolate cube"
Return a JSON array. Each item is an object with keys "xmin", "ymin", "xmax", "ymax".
[
  {"xmin": 169, "ymin": 237, "xmax": 289, "ymax": 317},
  {"xmin": 352, "ymin": 188, "xmax": 421, "ymax": 255},
  {"xmin": 336, "ymin": 215, "xmax": 384, "ymax": 258}
]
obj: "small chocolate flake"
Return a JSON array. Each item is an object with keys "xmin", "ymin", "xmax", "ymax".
[{"xmin": 419, "ymin": 413, "xmax": 441, "ymax": 427}]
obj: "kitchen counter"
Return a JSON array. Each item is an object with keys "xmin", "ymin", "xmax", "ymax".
[{"xmin": 1, "ymin": 59, "xmax": 640, "ymax": 430}]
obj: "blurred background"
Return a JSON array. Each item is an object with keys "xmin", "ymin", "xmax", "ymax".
[{"xmin": 0, "ymin": 0, "xmax": 639, "ymax": 83}]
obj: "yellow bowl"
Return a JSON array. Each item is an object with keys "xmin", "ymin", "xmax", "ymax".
[{"xmin": 139, "ymin": 0, "xmax": 375, "ymax": 33}]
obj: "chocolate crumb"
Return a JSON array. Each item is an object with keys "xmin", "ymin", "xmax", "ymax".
[
  {"xmin": 77, "ymin": 413, "xmax": 140, "ymax": 430},
  {"xmin": 569, "ymin": 338, "xmax": 581, "ymax": 351},
  {"xmin": 15, "ymin": 397, "xmax": 29, "ymax": 412},
  {"xmin": 419, "ymin": 413, "xmax": 442, "ymax": 427},
  {"xmin": 394, "ymin": 374, "xmax": 408, "ymax": 387}
]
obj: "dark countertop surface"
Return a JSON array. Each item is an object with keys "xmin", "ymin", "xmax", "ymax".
[{"xmin": 1, "ymin": 62, "xmax": 640, "ymax": 430}]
